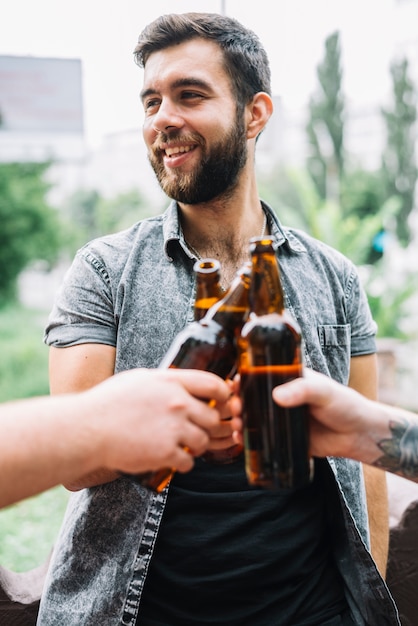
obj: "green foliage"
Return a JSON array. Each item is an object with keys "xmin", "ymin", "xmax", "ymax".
[
  {"xmin": 100, "ymin": 188, "xmax": 164, "ymax": 231},
  {"xmin": 296, "ymin": 31, "xmax": 418, "ymax": 338},
  {"xmin": 306, "ymin": 31, "xmax": 345, "ymax": 200},
  {"xmin": 0, "ymin": 486, "xmax": 69, "ymax": 572},
  {"xmin": 261, "ymin": 167, "xmax": 397, "ymax": 266},
  {"xmin": 0, "ymin": 303, "xmax": 69, "ymax": 571},
  {"xmin": 0, "ymin": 304, "xmax": 50, "ymax": 400},
  {"xmin": 381, "ymin": 57, "xmax": 418, "ymax": 245},
  {"xmin": 339, "ymin": 168, "xmax": 402, "ymax": 264},
  {"xmin": 259, "ymin": 166, "xmax": 415, "ymax": 338},
  {"xmin": 340, "ymin": 168, "xmax": 387, "ymax": 219},
  {"xmin": 306, "ymin": 35, "xmax": 418, "ymax": 249},
  {"xmin": 362, "ymin": 254, "xmax": 418, "ymax": 339},
  {"xmin": 65, "ymin": 188, "xmax": 102, "ymax": 244},
  {"xmin": 63, "ymin": 187, "xmax": 164, "ymax": 253},
  {"xmin": 0, "ymin": 162, "xmax": 63, "ymax": 305}
]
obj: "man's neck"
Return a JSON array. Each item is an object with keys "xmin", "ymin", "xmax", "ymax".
[{"xmin": 179, "ymin": 195, "xmax": 267, "ymax": 291}]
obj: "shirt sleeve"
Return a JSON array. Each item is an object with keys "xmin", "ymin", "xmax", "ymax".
[
  {"xmin": 44, "ymin": 247, "xmax": 117, "ymax": 348},
  {"xmin": 346, "ymin": 267, "xmax": 377, "ymax": 357}
]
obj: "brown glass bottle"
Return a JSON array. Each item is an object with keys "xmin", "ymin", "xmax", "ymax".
[
  {"xmin": 193, "ymin": 258, "xmax": 244, "ymax": 464},
  {"xmin": 193, "ymin": 258, "xmax": 223, "ymax": 321},
  {"xmin": 238, "ymin": 236, "xmax": 314, "ymax": 490},
  {"xmin": 127, "ymin": 262, "xmax": 251, "ymax": 492}
]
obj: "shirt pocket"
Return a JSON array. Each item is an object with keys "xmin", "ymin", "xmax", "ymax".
[{"xmin": 318, "ymin": 324, "xmax": 351, "ymax": 383}]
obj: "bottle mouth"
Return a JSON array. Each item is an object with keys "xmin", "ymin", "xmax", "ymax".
[
  {"xmin": 249, "ymin": 236, "xmax": 277, "ymax": 253},
  {"xmin": 193, "ymin": 258, "xmax": 221, "ymax": 273}
]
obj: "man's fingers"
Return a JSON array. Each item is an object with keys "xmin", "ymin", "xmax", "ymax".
[
  {"xmin": 272, "ymin": 378, "xmax": 310, "ymax": 407},
  {"xmin": 166, "ymin": 369, "xmax": 230, "ymax": 403},
  {"xmin": 174, "ymin": 448, "xmax": 196, "ymax": 473},
  {"xmin": 272, "ymin": 371, "xmax": 331, "ymax": 408},
  {"xmin": 176, "ymin": 424, "xmax": 211, "ymax": 466}
]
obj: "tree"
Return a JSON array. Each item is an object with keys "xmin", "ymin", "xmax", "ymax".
[
  {"xmin": 0, "ymin": 162, "xmax": 63, "ymax": 305},
  {"xmin": 381, "ymin": 57, "xmax": 418, "ymax": 246},
  {"xmin": 306, "ymin": 31, "xmax": 345, "ymax": 202},
  {"xmin": 258, "ymin": 164, "xmax": 413, "ymax": 338},
  {"xmin": 259, "ymin": 165, "xmax": 397, "ymax": 267},
  {"xmin": 63, "ymin": 187, "xmax": 162, "ymax": 252},
  {"xmin": 64, "ymin": 188, "xmax": 102, "ymax": 246}
]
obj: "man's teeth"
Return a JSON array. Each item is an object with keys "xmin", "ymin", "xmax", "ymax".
[{"xmin": 165, "ymin": 146, "xmax": 193, "ymax": 157}]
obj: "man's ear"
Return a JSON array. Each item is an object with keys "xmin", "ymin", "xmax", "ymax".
[{"xmin": 246, "ymin": 92, "xmax": 273, "ymax": 139}]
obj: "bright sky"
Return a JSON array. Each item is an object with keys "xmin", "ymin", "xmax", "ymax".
[{"xmin": 0, "ymin": 0, "xmax": 400, "ymax": 147}]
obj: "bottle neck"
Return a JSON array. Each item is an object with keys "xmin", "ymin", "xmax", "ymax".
[
  {"xmin": 194, "ymin": 259, "xmax": 224, "ymax": 321},
  {"xmin": 249, "ymin": 250, "xmax": 285, "ymax": 316},
  {"xmin": 204, "ymin": 264, "xmax": 251, "ymax": 330}
]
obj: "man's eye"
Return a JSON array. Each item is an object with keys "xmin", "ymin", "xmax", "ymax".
[
  {"xmin": 182, "ymin": 91, "xmax": 204, "ymax": 100},
  {"xmin": 144, "ymin": 98, "xmax": 160, "ymax": 111}
]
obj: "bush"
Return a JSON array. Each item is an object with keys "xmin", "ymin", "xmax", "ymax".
[
  {"xmin": 0, "ymin": 487, "xmax": 69, "ymax": 572},
  {"xmin": 0, "ymin": 304, "xmax": 50, "ymax": 400},
  {"xmin": 0, "ymin": 162, "xmax": 64, "ymax": 305},
  {"xmin": 0, "ymin": 303, "xmax": 69, "ymax": 572}
]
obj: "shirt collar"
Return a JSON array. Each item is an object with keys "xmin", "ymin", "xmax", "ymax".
[{"xmin": 162, "ymin": 199, "xmax": 307, "ymax": 261}]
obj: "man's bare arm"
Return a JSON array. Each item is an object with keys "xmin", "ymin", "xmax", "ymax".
[
  {"xmin": 348, "ymin": 353, "xmax": 389, "ymax": 578},
  {"xmin": 0, "ymin": 368, "xmax": 229, "ymax": 508},
  {"xmin": 49, "ymin": 343, "xmax": 118, "ymax": 489},
  {"xmin": 261, "ymin": 369, "xmax": 418, "ymax": 480}
]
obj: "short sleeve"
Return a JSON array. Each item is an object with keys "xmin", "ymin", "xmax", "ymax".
[
  {"xmin": 44, "ymin": 248, "xmax": 117, "ymax": 348},
  {"xmin": 346, "ymin": 268, "xmax": 377, "ymax": 357}
]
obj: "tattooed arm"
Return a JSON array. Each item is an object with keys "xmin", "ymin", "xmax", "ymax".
[
  {"xmin": 230, "ymin": 369, "xmax": 418, "ymax": 481},
  {"xmin": 273, "ymin": 369, "xmax": 418, "ymax": 479}
]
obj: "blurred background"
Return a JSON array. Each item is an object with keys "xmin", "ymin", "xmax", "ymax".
[{"xmin": 0, "ymin": 0, "xmax": 417, "ymax": 574}]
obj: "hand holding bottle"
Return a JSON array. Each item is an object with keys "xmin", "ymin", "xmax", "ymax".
[
  {"xmin": 125, "ymin": 262, "xmax": 251, "ymax": 491},
  {"xmin": 237, "ymin": 237, "xmax": 314, "ymax": 490}
]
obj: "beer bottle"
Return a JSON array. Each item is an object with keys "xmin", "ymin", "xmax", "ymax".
[
  {"xmin": 194, "ymin": 259, "xmax": 246, "ymax": 464},
  {"xmin": 127, "ymin": 262, "xmax": 251, "ymax": 492},
  {"xmin": 193, "ymin": 258, "xmax": 223, "ymax": 321},
  {"xmin": 238, "ymin": 236, "xmax": 314, "ymax": 490},
  {"xmin": 193, "ymin": 257, "xmax": 239, "ymax": 464}
]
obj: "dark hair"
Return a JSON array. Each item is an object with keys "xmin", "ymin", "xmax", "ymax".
[{"xmin": 133, "ymin": 12, "xmax": 271, "ymax": 106}]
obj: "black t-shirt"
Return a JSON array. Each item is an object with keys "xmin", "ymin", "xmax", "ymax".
[{"xmin": 137, "ymin": 457, "xmax": 347, "ymax": 626}]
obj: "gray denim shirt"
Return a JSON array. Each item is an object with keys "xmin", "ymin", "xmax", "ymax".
[{"xmin": 38, "ymin": 202, "xmax": 399, "ymax": 625}]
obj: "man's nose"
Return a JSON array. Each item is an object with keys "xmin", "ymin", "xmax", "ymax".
[{"xmin": 152, "ymin": 100, "xmax": 184, "ymax": 133}]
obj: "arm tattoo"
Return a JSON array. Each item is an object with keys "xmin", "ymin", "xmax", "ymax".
[{"xmin": 374, "ymin": 417, "xmax": 418, "ymax": 478}]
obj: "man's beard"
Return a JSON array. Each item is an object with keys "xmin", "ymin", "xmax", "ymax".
[{"xmin": 148, "ymin": 114, "xmax": 248, "ymax": 204}]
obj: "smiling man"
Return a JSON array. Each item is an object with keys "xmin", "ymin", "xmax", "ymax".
[{"xmin": 38, "ymin": 12, "xmax": 398, "ymax": 626}]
